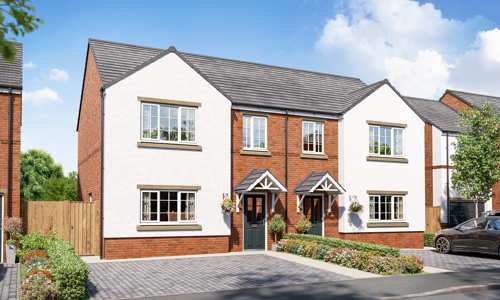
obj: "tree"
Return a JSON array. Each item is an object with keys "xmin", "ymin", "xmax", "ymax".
[
  {"xmin": 41, "ymin": 177, "xmax": 66, "ymax": 201},
  {"xmin": 294, "ymin": 214, "xmax": 312, "ymax": 234},
  {"xmin": 451, "ymin": 101, "xmax": 500, "ymax": 218},
  {"xmin": 64, "ymin": 171, "xmax": 78, "ymax": 201},
  {"xmin": 21, "ymin": 149, "xmax": 64, "ymax": 201},
  {"xmin": 0, "ymin": 0, "xmax": 43, "ymax": 62},
  {"xmin": 268, "ymin": 214, "xmax": 286, "ymax": 243}
]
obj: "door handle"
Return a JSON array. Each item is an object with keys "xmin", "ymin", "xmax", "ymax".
[{"xmin": 71, "ymin": 225, "xmax": 73, "ymax": 229}]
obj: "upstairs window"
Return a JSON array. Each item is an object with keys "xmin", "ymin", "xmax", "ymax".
[
  {"xmin": 369, "ymin": 125, "xmax": 404, "ymax": 156},
  {"xmin": 142, "ymin": 103, "xmax": 196, "ymax": 143},
  {"xmin": 243, "ymin": 115, "xmax": 267, "ymax": 150},
  {"xmin": 303, "ymin": 121, "xmax": 324, "ymax": 154}
]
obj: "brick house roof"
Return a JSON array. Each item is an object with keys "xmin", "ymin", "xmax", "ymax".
[
  {"xmin": 0, "ymin": 42, "xmax": 23, "ymax": 89},
  {"xmin": 404, "ymin": 96, "xmax": 464, "ymax": 133}
]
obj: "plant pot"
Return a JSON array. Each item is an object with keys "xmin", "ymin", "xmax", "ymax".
[
  {"xmin": 6, "ymin": 244, "xmax": 16, "ymax": 264},
  {"xmin": 272, "ymin": 243, "xmax": 278, "ymax": 251}
]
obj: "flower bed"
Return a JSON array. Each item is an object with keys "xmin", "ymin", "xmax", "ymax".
[{"xmin": 277, "ymin": 239, "xmax": 424, "ymax": 275}]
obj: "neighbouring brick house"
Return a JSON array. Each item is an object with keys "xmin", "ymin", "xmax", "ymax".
[
  {"xmin": 78, "ymin": 39, "xmax": 432, "ymax": 259},
  {"xmin": 0, "ymin": 43, "xmax": 23, "ymax": 262}
]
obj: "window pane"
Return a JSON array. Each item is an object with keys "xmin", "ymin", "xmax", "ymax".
[
  {"xmin": 188, "ymin": 193, "xmax": 195, "ymax": 220},
  {"xmin": 160, "ymin": 117, "xmax": 169, "ymax": 141},
  {"xmin": 243, "ymin": 117, "xmax": 251, "ymax": 148},
  {"xmin": 369, "ymin": 126, "xmax": 379, "ymax": 154},
  {"xmin": 394, "ymin": 129, "xmax": 403, "ymax": 155},
  {"xmin": 303, "ymin": 122, "xmax": 308, "ymax": 152},
  {"xmin": 142, "ymin": 192, "xmax": 150, "ymax": 221},
  {"xmin": 314, "ymin": 198, "xmax": 320, "ymax": 222},
  {"xmin": 246, "ymin": 197, "xmax": 253, "ymax": 223},
  {"xmin": 169, "ymin": 196, "xmax": 178, "ymax": 222},
  {"xmin": 180, "ymin": 192, "xmax": 196, "ymax": 221},
  {"xmin": 256, "ymin": 197, "xmax": 263, "ymax": 222},
  {"xmin": 316, "ymin": 123, "xmax": 323, "ymax": 153},
  {"xmin": 150, "ymin": 192, "xmax": 158, "ymax": 221},
  {"xmin": 142, "ymin": 116, "xmax": 151, "ymax": 139}
]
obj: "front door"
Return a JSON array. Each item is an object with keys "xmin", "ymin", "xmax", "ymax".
[
  {"xmin": 302, "ymin": 195, "xmax": 323, "ymax": 236},
  {"xmin": 244, "ymin": 195, "xmax": 266, "ymax": 250}
]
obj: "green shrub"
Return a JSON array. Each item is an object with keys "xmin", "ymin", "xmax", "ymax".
[
  {"xmin": 47, "ymin": 239, "xmax": 90, "ymax": 300},
  {"xmin": 402, "ymin": 254, "xmax": 424, "ymax": 274},
  {"xmin": 16, "ymin": 231, "xmax": 58, "ymax": 259},
  {"xmin": 294, "ymin": 214, "xmax": 312, "ymax": 233},
  {"xmin": 424, "ymin": 233, "xmax": 434, "ymax": 247},
  {"xmin": 283, "ymin": 233, "xmax": 400, "ymax": 257}
]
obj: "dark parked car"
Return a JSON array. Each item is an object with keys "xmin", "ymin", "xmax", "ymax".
[
  {"xmin": 480, "ymin": 210, "xmax": 500, "ymax": 217},
  {"xmin": 433, "ymin": 217, "xmax": 500, "ymax": 254}
]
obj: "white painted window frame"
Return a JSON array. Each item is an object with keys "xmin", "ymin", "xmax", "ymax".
[
  {"xmin": 140, "ymin": 190, "xmax": 197, "ymax": 224},
  {"xmin": 302, "ymin": 121, "xmax": 324, "ymax": 154},
  {"xmin": 368, "ymin": 195, "xmax": 406, "ymax": 222},
  {"xmin": 141, "ymin": 102, "xmax": 198, "ymax": 144},
  {"xmin": 368, "ymin": 125, "xmax": 405, "ymax": 157},
  {"xmin": 242, "ymin": 115, "xmax": 268, "ymax": 151}
]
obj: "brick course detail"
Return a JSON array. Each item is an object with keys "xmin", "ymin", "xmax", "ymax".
[{"xmin": 339, "ymin": 231, "xmax": 423, "ymax": 249}]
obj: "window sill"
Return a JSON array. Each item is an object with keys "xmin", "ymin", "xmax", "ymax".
[
  {"xmin": 300, "ymin": 153, "xmax": 328, "ymax": 160},
  {"xmin": 366, "ymin": 156, "xmax": 408, "ymax": 163},
  {"xmin": 240, "ymin": 150, "xmax": 272, "ymax": 156},
  {"xmin": 367, "ymin": 222, "xmax": 409, "ymax": 228},
  {"xmin": 137, "ymin": 141, "xmax": 202, "ymax": 151},
  {"xmin": 136, "ymin": 224, "xmax": 202, "ymax": 231}
]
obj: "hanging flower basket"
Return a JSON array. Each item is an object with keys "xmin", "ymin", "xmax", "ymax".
[
  {"xmin": 221, "ymin": 198, "xmax": 234, "ymax": 215},
  {"xmin": 348, "ymin": 201, "xmax": 364, "ymax": 215}
]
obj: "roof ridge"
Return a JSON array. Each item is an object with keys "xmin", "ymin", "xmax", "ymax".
[
  {"xmin": 347, "ymin": 79, "xmax": 386, "ymax": 95},
  {"xmin": 448, "ymin": 89, "xmax": 500, "ymax": 100},
  {"xmin": 180, "ymin": 51, "xmax": 365, "ymax": 82},
  {"xmin": 88, "ymin": 38, "xmax": 165, "ymax": 51}
]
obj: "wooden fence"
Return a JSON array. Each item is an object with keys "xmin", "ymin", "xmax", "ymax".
[
  {"xmin": 20, "ymin": 200, "xmax": 99, "ymax": 256},
  {"xmin": 425, "ymin": 206, "xmax": 442, "ymax": 233}
]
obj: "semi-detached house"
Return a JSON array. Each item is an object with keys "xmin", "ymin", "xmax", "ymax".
[{"xmin": 77, "ymin": 39, "xmax": 427, "ymax": 259}]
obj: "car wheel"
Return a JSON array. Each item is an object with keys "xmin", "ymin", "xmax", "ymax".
[{"xmin": 436, "ymin": 237, "xmax": 451, "ymax": 254}]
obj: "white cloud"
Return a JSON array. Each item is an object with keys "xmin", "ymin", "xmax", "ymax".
[
  {"xmin": 315, "ymin": 0, "xmax": 500, "ymax": 98},
  {"xmin": 23, "ymin": 61, "xmax": 37, "ymax": 68},
  {"xmin": 23, "ymin": 87, "xmax": 63, "ymax": 106},
  {"xmin": 49, "ymin": 68, "xmax": 69, "ymax": 81}
]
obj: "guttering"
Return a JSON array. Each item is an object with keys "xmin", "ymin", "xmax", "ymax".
[
  {"xmin": 100, "ymin": 86, "xmax": 105, "ymax": 258},
  {"xmin": 446, "ymin": 133, "xmax": 450, "ymax": 227},
  {"xmin": 7, "ymin": 88, "xmax": 12, "ymax": 219},
  {"xmin": 285, "ymin": 110, "xmax": 288, "ymax": 233}
]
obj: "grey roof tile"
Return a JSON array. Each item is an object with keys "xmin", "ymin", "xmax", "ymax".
[
  {"xmin": 404, "ymin": 96, "xmax": 464, "ymax": 132},
  {"xmin": 0, "ymin": 42, "xmax": 22, "ymax": 88},
  {"xmin": 446, "ymin": 90, "xmax": 500, "ymax": 111},
  {"xmin": 233, "ymin": 169, "xmax": 269, "ymax": 192},
  {"xmin": 294, "ymin": 171, "xmax": 345, "ymax": 193}
]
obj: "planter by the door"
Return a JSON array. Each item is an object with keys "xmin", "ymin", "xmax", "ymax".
[
  {"xmin": 6, "ymin": 244, "xmax": 16, "ymax": 264},
  {"xmin": 272, "ymin": 243, "xmax": 278, "ymax": 251}
]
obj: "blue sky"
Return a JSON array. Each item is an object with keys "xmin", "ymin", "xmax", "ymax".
[{"xmin": 12, "ymin": 0, "xmax": 500, "ymax": 174}]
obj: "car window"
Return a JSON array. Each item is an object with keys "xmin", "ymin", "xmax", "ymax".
[
  {"xmin": 486, "ymin": 219, "xmax": 500, "ymax": 230},
  {"xmin": 459, "ymin": 218, "xmax": 487, "ymax": 230}
]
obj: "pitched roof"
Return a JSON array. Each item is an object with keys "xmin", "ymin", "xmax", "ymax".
[
  {"xmin": 294, "ymin": 171, "xmax": 345, "ymax": 193},
  {"xmin": 445, "ymin": 90, "xmax": 500, "ymax": 111},
  {"xmin": 404, "ymin": 96, "xmax": 463, "ymax": 133},
  {"xmin": 0, "ymin": 42, "xmax": 23, "ymax": 89},
  {"xmin": 233, "ymin": 169, "xmax": 286, "ymax": 192},
  {"xmin": 87, "ymin": 39, "xmax": 367, "ymax": 114}
]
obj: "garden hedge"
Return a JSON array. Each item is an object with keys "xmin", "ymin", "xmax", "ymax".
[
  {"xmin": 424, "ymin": 233, "xmax": 435, "ymax": 247},
  {"xmin": 283, "ymin": 233, "xmax": 400, "ymax": 257},
  {"xmin": 47, "ymin": 239, "xmax": 90, "ymax": 300}
]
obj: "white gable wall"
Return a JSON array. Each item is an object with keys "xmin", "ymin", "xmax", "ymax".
[
  {"xmin": 103, "ymin": 52, "xmax": 231, "ymax": 238},
  {"xmin": 338, "ymin": 84, "xmax": 425, "ymax": 233}
]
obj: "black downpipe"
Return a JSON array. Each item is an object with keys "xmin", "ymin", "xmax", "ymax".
[
  {"xmin": 446, "ymin": 133, "xmax": 450, "ymax": 227},
  {"xmin": 7, "ymin": 88, "xmax": 12, "ymax": 220},
  {"xmin": 285, "ymin": 110, "xmax": 288, "ymax": 233},
  {"xmin": 100, "ymin": 86, "xmax": 105, "ymax": 258}
]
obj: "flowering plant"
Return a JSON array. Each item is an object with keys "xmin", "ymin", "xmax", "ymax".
[
  {"xmin": 221, "ymin": 198, "xmax": 234, "ymax": 215},
  {"xmin": 348, "ymin": 201, "xmax": 364, "ymax": 215},
  {"xmin": 18, "ymin": 273, "xmax": 57, "ymax": 300},
  {"xmin": 2, "ymin": 216, "xmax": 22, "ymax": 236}
]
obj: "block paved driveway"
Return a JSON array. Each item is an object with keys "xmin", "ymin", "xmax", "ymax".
[
  {"xmin": 402, "ymin": 249, "xmax": 500, "ymax": 271},
  {"xmin": 88, "ymin": 254, "xmax": 350, "ymax": 299},
  {"xmin": 0, "ymin": 264, "xmax": 18, "ymax": 300}
]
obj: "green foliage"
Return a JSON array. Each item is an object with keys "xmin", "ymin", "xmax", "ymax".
[
  {"xmin": 268, "ymin": 214, "xmax": 286, "ymax": 243},
  {"xmin": 6, "ymin": 239, "xmax": 16, "ymax": 245},
  {"xmin": 21, "ymin": 149, "xmax": 64, "ymax": 201},
  {"xmin": 0, "ymin": 0, "xmax": 44, "ymax": 62},
  {"xmin": 294, "ymin": 214, "xmax": 312, "ymax": 233},
  {"xmin": 451, "ymin": 101, "xmax": 500, "ymax": 217},
  {"xmin": 15, "ymin": 230, "xmax": 57, "ymax": 259},
  {"xmin": 64, "ymin": 171, "xmax": 78, "ymax": 201},
  {"xmin": 41, "ymin": 177, "xmax": 67, "ymax": 201},
  {"xmin": 47, "ymin": 239, "xmax": 90, "ymax": 300},
  {"xmin": 424, "ymin": 233, "xmax": 434, "ymax": 247},
  {"xmin": 283, "ymin": 233, "xmax": 400, "ymax": 257}
]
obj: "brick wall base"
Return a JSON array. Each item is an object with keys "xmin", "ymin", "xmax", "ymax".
[
  {"xmin": 339, "ymin": 231, "xmax": 423, "ymax": 249},
  {"xmin": 103, "ymin": 236, "xmax": 230, "ymax": 260}
]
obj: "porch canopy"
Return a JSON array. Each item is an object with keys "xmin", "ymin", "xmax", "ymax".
[
  {"xmin": 233, "ymin": 169, "xmax": 287, "ymax": 213},
  {"xmin": 294, "ymin": 171, "xmax": 346, "ymax": 213}
]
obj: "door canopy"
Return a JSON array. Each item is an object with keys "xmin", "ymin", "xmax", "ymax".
[
  {"xmin": 294, "ymin": 171, "xmax": 346, "ymax": 213},
  {"xmin": 233, "ymin": 169, "xmax": 287, "ymax": 213}
]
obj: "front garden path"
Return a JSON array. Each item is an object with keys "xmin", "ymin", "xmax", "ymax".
[
  {"xmin": 87, "ymin": 252, "xmax": 350, "ymax": 299},
  {"xmin": 0, "ymin": 264, "xmax": 18, "ymax": 299},
  {"xmin": 402, "ymin": 249, "xmax": 500, "ymax": 271}
]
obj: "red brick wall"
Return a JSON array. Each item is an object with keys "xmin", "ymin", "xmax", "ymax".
[
  {"xmin": 339, "ymin": 231, "xmax": 423, "ymax": 249},
  {"xmin": 230, "ymin": 111, "xmax": 339, "ymax": 251},
  {"xmin": 440, "ymin": 93, "xmax": 472, "ymax": 112},
  {"xmin": 424, "ymin": 124, "xmax": 433, "ymax": 207},
  {"xmin": 0, "ymin": 91, "xmax": 22, "ymax": 262},
  {"xmin": 77, "ymin": 49, "xmax": 103, "ymax": 255},
  {"xmin": 104, "ymin": 236, "xmax": 229, "ymax": 259}
]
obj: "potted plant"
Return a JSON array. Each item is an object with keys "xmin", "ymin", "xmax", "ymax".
[
  {"xmin": 294, "ymin": 214, "xmax": 312, "ymax": 234},
  {"xmin": 348, "ymin": 201, "xmax": 364, "ymax": 215},
  {"xmin": 221, "ymin": 198, "xmax": 235, "ymax": 215},
  {"xmin": 1, "ymin": 216, "xmax": 23, "ymax": 264},
  {"xmin": 269, "ymin": 214, "xmax": 286, "ymax": 251}
]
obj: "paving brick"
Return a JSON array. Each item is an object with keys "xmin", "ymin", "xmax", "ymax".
[{"xmin": 402, "ymin": 249, "xmax": 500, "ymax": 271}]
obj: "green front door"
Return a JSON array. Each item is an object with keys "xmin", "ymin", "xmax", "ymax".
[
  {"xmin": 244, "ymin": 195, "xmax": 266, "ymax": 250},
  {"xmin": 302, "ymin": 195, "xmax": 323, "ymax": 236}
]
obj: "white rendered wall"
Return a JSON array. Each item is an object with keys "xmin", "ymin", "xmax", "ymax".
[
  {"xmin": 338, "ymin": 117, "xmax": 346, "ymax": 232},
  {"xmin": 103, "ymin": 52, "xmax": 232, "ymax": 238},
  {"xmin": 338, "ymin": 84, "xmax": 425, "ymax": 233}
]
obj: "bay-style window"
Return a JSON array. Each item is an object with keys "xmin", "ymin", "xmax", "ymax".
[
  {"xmin": 303, "ymin": 121, "xmax": 324, "ymax": 154},
  {"xmin": 368, "ymin": 125, "xmax": 404, "ymax": 156},
  {"xmin": 369, "ymin": 195, "xmax": 404, "ymax": 221},
  {"xmin": 142, "ymin": 103, "xmax": 196, "ymax": 143},
  {"xmin": 243, "ymin": 115, "xmax": 267, "ymax": 150},
  {"xmin": 141, "ymin": 190, "xmax": 196, "ymax": 223}
]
